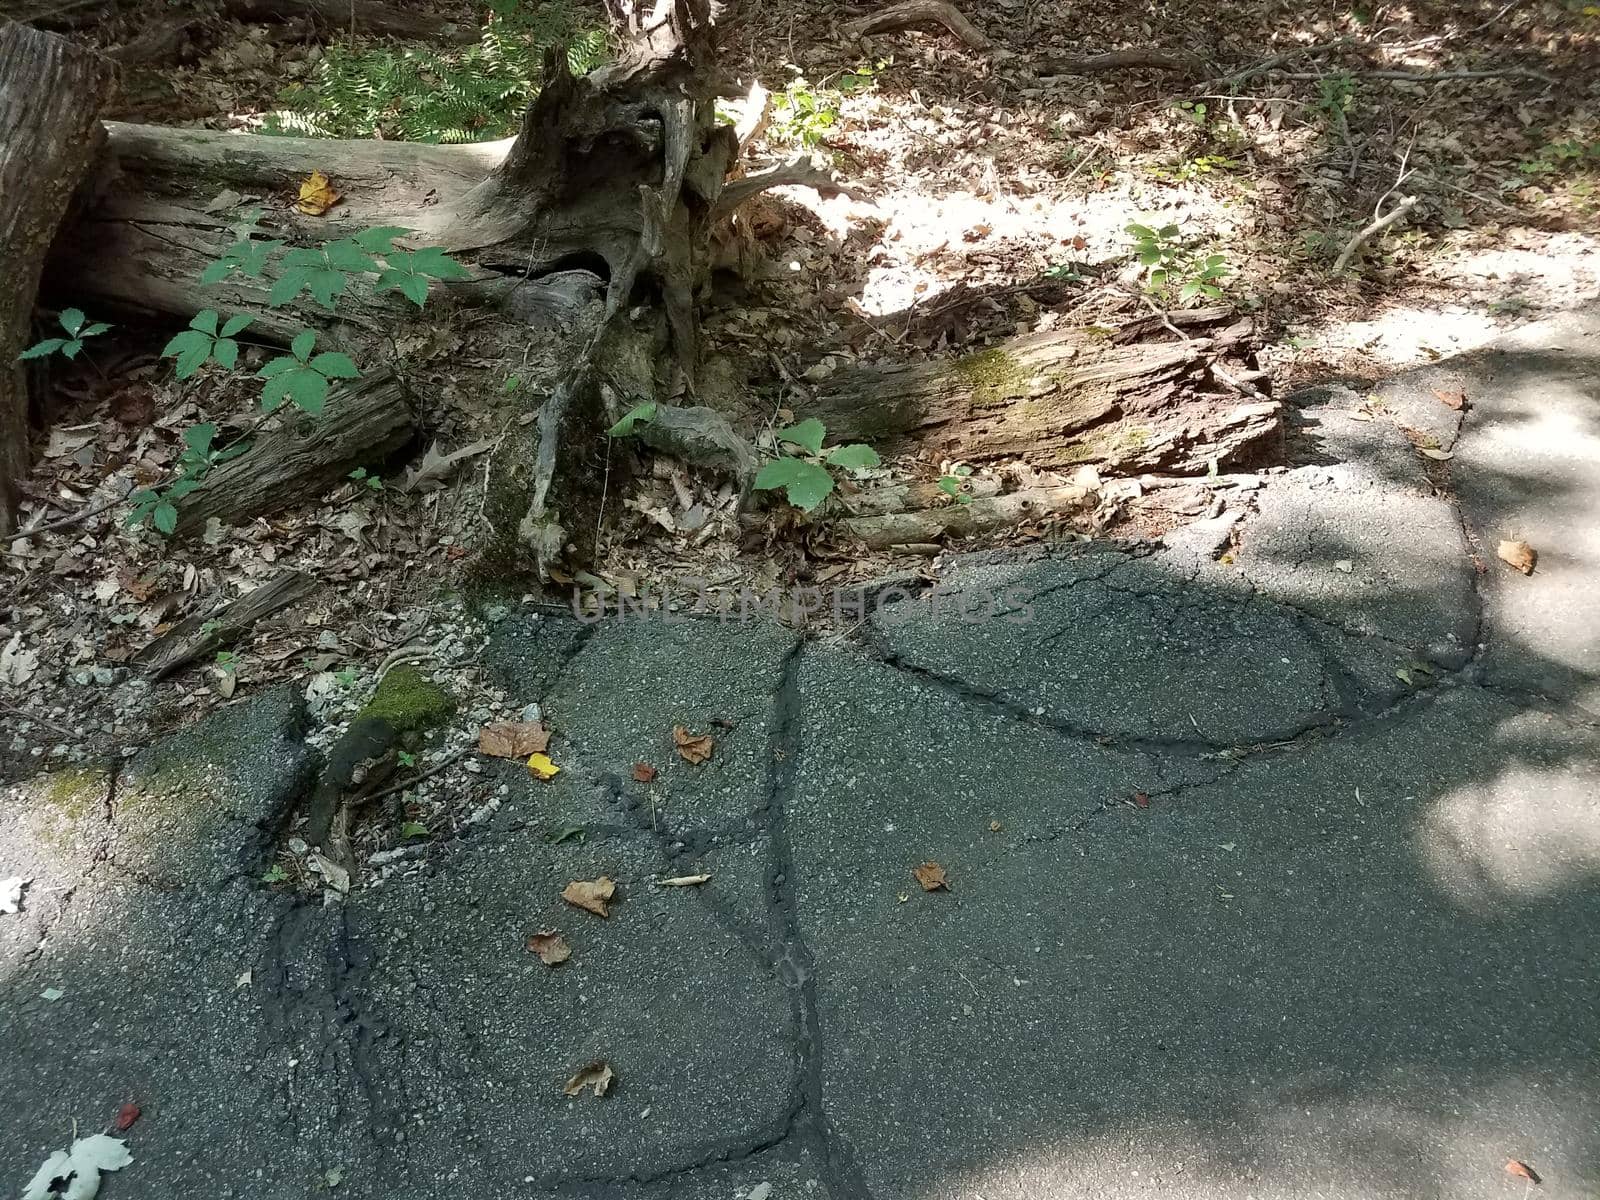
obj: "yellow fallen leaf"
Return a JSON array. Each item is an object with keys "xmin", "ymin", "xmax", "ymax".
[
  {"xmin": 562, "ymin": 1060, "xmax": 614, "ymax": 1097},
  {"xmin": 1497, "ymin": 539, "xmax": 1536, "ymax": 576},
  {"xmin": 525, "ymin": 930, "xmax": 571, "ymax": 966},
  {"xmin": 296, "ymin": 169, "xmax": 341, "ymax": 216},
  {"xmin": 528, "ymin": 752, "xmax": 560, "ymax": 780},
  {"xmin": 562, "ymin": 876, "xmax": 616, "ymax": 918}
]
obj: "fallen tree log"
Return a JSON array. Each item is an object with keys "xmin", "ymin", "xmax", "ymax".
[
  {"xmin": 841, "ymin": 484, "xmax": 1093, "ymax": 549},
  {"xmin": 174, "ymin": 371, "xmax": 418, "ymax": 535},
  {"xmin": 809, "ymin": 314, "xmax": 1282, "ymax": 475},
  {"xmin": 134, "ymin": 570, "xmax": 315, "ymax": 677},
  {"xmin": 0, "ymin": 23, "xmax": 116, "ymax": 533}
]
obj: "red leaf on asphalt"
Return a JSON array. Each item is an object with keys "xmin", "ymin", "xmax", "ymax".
[
  {"xmin": 525, "ymin": 930, "xmax": 571, "ymax": 966},
  {"xmin": 111, "ymin": 1102, "xmax": 140, "ymax": 1132},
  {"xmin": 1504, "ymin": 1160, "xmax": 1541, "ymax": 1184},
  {"xmin": 632, "ymin": 762, "xmax": 657, "ymax": 783},
  {"xmin": 1431, "ymin": 386, "xmax": 1467, "ymax": 411},
  {"xmin": 672, "ymin": 726, "xmax": 714, "ymax": 765},
  {"xmin": 1133, "ymin": 791, "xmax": 1151, "ymax": 809}
]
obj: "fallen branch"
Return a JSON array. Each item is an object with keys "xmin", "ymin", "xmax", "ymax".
[
  {"xmin": 843, "ymin": 0, "xmax": 991, "ymax": 50},
  {"xmin": 133, "ymin": 570, "xmax": 316, "ymax": 678},
  {"xmin": 1277, "ymin": 66, "xmax": 1556, "ymax": 84},
  {"xmin": 174, "ymin": 372, "xmax": 419, "ymax": 536},
  {"xmin": 1332, "ymin": 194, "xmax": 1418, "ymax": 273}
]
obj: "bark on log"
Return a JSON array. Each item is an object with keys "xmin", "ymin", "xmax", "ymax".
[
  {"xmin": 223, "ymin": 0, "xmax": 478, "ymax": 43},
  {"xmin": 841, "ymin": 485, "xmax": 1093, "ymax": 549},
  {"xmin": 0, "ymin": 22, "xmax": 115, "ymax": 533},
  {"xmin": 809, "ymin": 316, "xmax": 1282, "ymax": 476},
  {"xmin": 134, "ymin": 570, "xmax": 315, "ymax": 677},
  {"xmin": 174, "ymin": 371, "xmax": 418, "ymax": 535}
]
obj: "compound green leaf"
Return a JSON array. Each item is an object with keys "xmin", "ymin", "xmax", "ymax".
[{"xmin": 776, "ymin": 417, "xmax": 826, "ymax": 455}]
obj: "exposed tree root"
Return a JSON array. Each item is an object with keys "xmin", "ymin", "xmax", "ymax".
[{"xmin": 842, "ymin": 0, "xmax": 991, "ymax": 50}]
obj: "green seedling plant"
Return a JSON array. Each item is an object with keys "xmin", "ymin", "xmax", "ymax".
[
  {"xmin": 939, "ymin": 462, "xmax": 975, "ymax": 504},
  {"xmin": 127, "ymin": 423, "xmax": 249, "ymax": 532},
  {"xmin": 162, "ymin": 310, "xmax": 253, "ymax": 377},
  {"xmin": 257, "ymin": 330, "xmax": 359, "ymax": 415},
  {"xmin": 754, "ymin": 418, "xmax": 879, "ymax": 512},
  {"xmin": 1126, "ymin": 222, "xmax": 1229, "ymax": 305},
  {"xmin": 18, "ymin": 307, "xmax": 112, "ymax": 362},
  {"xmin": 349, "ymin": 467, "xmax": 383, "ymax": 491}
]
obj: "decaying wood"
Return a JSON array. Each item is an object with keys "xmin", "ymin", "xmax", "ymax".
[
  {"xmin": 223, "ymin": 0, "xmax": 477, "ymax": 43},
  {"xmin": 810, "ymin": 315, "xmax": 1282, "ymax": 476},
  {"xmin": 0, "ymin": 23, "xmax": 115, "ymax": 534},
  {"xmin": 841, "ymin": 485, "xmax": 1094, "ymax": 549},
  {"xmin": 134, "ymin": 570, "xmax": 315, "ymax": 678},
  {"xmin": 174, "ymin": 372, "xmax": 418, "ymax": 535},
  {"xmin": 843, "ymin": 0, "xmax": 991, "ymax": 50}
]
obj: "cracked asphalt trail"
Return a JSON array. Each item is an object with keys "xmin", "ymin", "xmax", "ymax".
[{"xmin": 3, "ymin": 309, "xmax": 1599, "ymax": 1198}]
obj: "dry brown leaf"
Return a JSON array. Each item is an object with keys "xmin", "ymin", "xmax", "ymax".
[
  {"xmin": 525, "ymin": 930, "xmax": 571, "ymax": 966},
  {"xmin": 1497, "ymin": 539, "xmax": 1537, "ymax": 575},
  {"xmin": 658, "ymin": 873, "xmax": 710, "ymax": 887},
  {"xmin": 479, "ymin": 720, "xmax": 550, "ymax": 758},
  {"xmin": 912, "ymin": 862, "xmax": 948, "ymax": 892},
  {"xmin": 673, "ymin": 725, "xmax": 715, "ymax": 765},
  {"xmin": 562, "ymin": 876, "xmax": 616, "ymax": 918},
  {"xmin": 1431, "ymin": 386, "xmax": 1467, "ymax": 411},
  {"xmin": 296, "ymin": 169, "xmax": 340, "ymax": 215},
  {"xmin": 988, "ymin": 820, "xmax": 1003, "ymax": 833},
  {"xmin": 1419, "ymin": 447, "xmax": 1454, "ymax": 461},
  {"xmin": 1504, "ymin": 1160, "xmax": 1540, "ymax": 1184},
  {"xmin": 632, "ymin": 762, "xmax": 657, "ymax": 783},
  {"xmin": 562, "ymin": 1061, "xmax": 614, "ymax": 1098}
]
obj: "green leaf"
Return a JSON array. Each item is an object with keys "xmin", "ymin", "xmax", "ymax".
[
  {"xmin": 408, "ymin": 245, "xmax": 471, "ymax": 279},
  {"xmin": 190, "ymin": 309, "xmax": 220, "ymax": 335},
  {"xmin": 18, "ymin": 338, "xmax": 65, "ymax": 360},
  {"xmin": 607, "ymin": 401, "xmax": 657, "ymax": 437},
  {"xmin": 184, "ymin": 423, "xmax": 217, "ymax": 452},
  {"xmin": 80, "ymin": 322, "xmax": 112, "ymax": 338},
  {"xmin": 291, "ymin": 329, "xmax": 317, "ymax": 361},
  {"xmin": 58, "ymin": 308, "xmax": 86, "ymax": 336},
  {"xmin": 268, "ymin": 268, "xmax": 313, "ymax": 307},
  {"xmin": 59, "ymin": 339, "xmax": 84, "ymax": 360},
  {"xmin": 282, "ymin": 368, "xmax": 331, "ymax": 414},
  {"xmin": 212, "ymin": 339, "xmax": 240, "ymax": 371},
  {"xmin": 400, "ymin": 821, "xmax": 430, "ymax": 839},
  {"xmin": 776, "ymin": 417, "xmax": 826, "ymax": 455},
  {"xmin": 374, "ymin": 269, "xmax": 431, "ymax": 308},
  {"xmin": 355, "ymin": 226, "xmax": 411, "ymax": 253},
  {"xmin": 257, "ymin": 355, "xmax": 298, "ymax": 380},
  {"xmin": 221, "ymin": 313, "xmax": 252, "ymax": 337},
  {"xmin": 938, "ymin": 477, "xmax": 961, "ymax": 496},
  {"xmin": 166, "ymin": 477, "xmax": 202, "ymax": 500},
  {"xmin": 1179, "ymin": 281, "xmax": 1201, "ymax": 301},
  {"xmin": 1126, "ymin": 223, "xmax": 1155, "ymax": 239},
  {"xmin": 152, "ymin": 502, "xmax": 179, "ymax": 535},
  {"xmin": 200, "ymin": 261, "xmax": 233, "ymax": 286},
  {"xmin": 754, "ymin": 456, "xmax": 806, "ymax": 491},
  {"xmin": 324, "ymin": 239, "xmax": 379, "ymax": 273},
  {"xmin": 825, "ymin": 443, "xmax": 880, "ymax": 469},
  {"xmin": 782, "ymin": 460, "xmax": 835, "ymax": 511},
  {"xmin": 163, "ymin": 329, "xmax": 214, "ymax": 378},
  {"xmin": 311, "ymin": 351, "xmax": 359, "ymax": 379},
  {"xmin": 305, "ymin": 267, "xmax": 347, "ymax": 309}
]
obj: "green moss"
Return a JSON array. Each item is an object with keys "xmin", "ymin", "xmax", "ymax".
[
  {"xmin": 1056, "ymin": 423, "xmax": 1154, "ymax": 464},
  {"xmin": 360, "ymin": 665, "xmax": 454, "ymax": 733},
  {"xmin": 954, "ymin": 348, "xmax": 1031, "ymax": 404}
]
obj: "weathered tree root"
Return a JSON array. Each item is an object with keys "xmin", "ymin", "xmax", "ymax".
[
  {"xmin": 1040, "ymin": 48, "xmax": 1208, "ymax": 77},
  {"xmin": 842, "ymin": 0, "xmax": 991, "ymax": 50}
]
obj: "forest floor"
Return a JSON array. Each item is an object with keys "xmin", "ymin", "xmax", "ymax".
[{"xmin": 2, "ymin": 0, "xmax": 1595, "ymax": 791}]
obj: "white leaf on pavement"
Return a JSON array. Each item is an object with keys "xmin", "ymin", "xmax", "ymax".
[
  {"xmin": 1, "ymin": 632, "xmax": 39, "ymax": 686},
  {"xmin": 0, "ymin": 876, "xmax": 28, "ymax": 914},
  {"xmin": 401, "ymin": 438, "xmax": 496, "ymax": 493},
  {"xmin": 21, "ymin": 1136, "xmax": 133, "ymax": 1200}
]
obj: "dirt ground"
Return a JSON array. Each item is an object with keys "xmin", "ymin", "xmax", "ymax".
[{"xmin": 3, "ymin": 0, "xmax": 1596, "ymax": 825}]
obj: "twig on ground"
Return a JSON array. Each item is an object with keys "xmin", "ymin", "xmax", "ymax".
[
  {"xmin": 1040, "ymin": 48, "xmax": 1207, "ymax": 78},
  {"xmin": 15, "ymin": 494, "xmax": 120, "ymax": 538},
  {"xmin": 1278, "ymin": 66, "xmax": 1556, "ymax": 84},
  {"xmin": 1332, "ymin": 194, "xmax": 1419, "ymax": 273},
  {"xmin": 366, "ymin": 746, "xmax": 473, "ymax": 804},
  {"xmin": 1206, "ymin": 37, "xmax": 1355, "ymax": 89}
]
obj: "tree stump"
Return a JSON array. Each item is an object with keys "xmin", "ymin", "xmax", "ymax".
[{"xmin": 0, "ymin": 22, "xmax": 115, "ymax": 533}]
